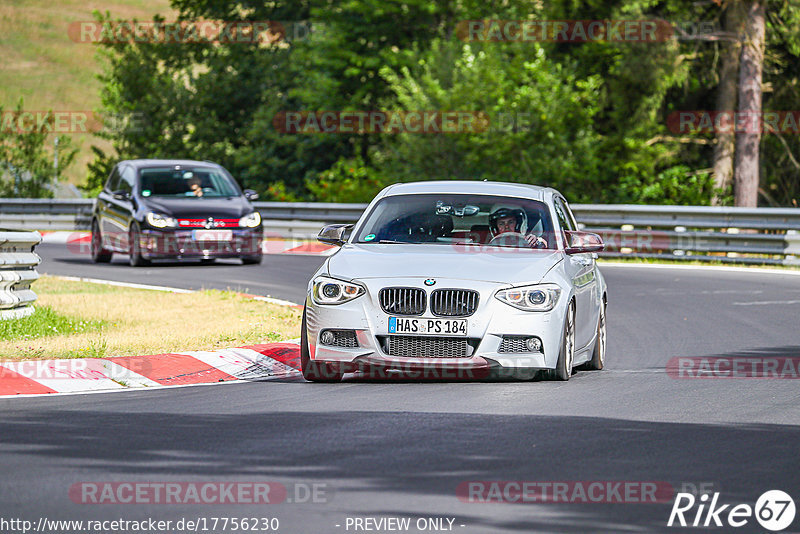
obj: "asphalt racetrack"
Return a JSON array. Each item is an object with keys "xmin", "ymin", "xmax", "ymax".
[{"xmin": 2, "ymin": 243, "xmax": 799, "ymax": 533}]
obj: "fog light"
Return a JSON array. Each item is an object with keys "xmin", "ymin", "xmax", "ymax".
[
  {"xmin": 320, "ymin": 330, "xmax": 335, "ymax": 345},
  {"xmin": 526, "ymin": 337, "xmax": 542, "ymax": 352}
]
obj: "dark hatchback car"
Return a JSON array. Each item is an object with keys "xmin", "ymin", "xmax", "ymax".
[{"xmin": 91, "ymin": 159, "xmax": 263, "ymax": 266}]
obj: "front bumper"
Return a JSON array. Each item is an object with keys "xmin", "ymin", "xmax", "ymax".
[
  {"xmin": 140, "ymin": 228, "xmax": 263, "ymax": 259},
  {"xmin": 305, "ymin": 277, "xmax": 568, "ymax": 375}
]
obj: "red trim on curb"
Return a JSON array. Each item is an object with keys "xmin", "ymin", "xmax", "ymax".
[
  {"xmin": 0, "ymin": 367, "xmax": 58, "ymax": 395},
  {"xmin": 244, "ymin": 343, "xmax": 302, "ymax": 370},
  {"xmin": 67, "ymin": 233, "xmax": 91, "ymax": 244},
  {"xmin": 283, "ymin": 242, "xmax": 335, "ymax": 254},
  {"xmin": 112, "ymin": 354, "xmax": 237, "ymax": 385}
]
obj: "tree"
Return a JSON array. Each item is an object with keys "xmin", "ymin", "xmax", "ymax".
[
  {"xmin": 0, "ymin": 102, "xmax": 76, "ymax": 198},
  {"xmin": 92, "ymin": 2, "xmax": 312, "ymax": 196},
  {"xmin": 374, "ymin": 39, "xmax": 605, "ymax": 201},
  {"xmin": 712, "ymin": 0, "xmax": 746, "ymax": 204},
  {"xmin": 734, "ymin": 1, "xmax": 766, "ymax": 207}
]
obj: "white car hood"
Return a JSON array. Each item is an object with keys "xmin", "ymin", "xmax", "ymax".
[{"xmin": 326, "ymin": 243, "xmax": 563, "ymax": 285}]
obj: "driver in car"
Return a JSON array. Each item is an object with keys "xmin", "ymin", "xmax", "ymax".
[{"xmin": 489, "ymin": 205, "xmax": 548, "ymax": 248}]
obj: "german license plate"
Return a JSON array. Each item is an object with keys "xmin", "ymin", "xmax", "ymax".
[
  {"xmin": 193, "ymin": 229, "xmax": 233, "ymax": 242},
  {"xmin": 388, "ymin": 317, "xmax": 467, "ymax": 336}
]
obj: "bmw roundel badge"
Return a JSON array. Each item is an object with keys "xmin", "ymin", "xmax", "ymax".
[{"xmin": 424, "ymin": 279, "xmax": 436, "ymax": 286}]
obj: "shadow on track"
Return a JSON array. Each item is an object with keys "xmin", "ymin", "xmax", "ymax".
[{"xmin": 1, "ymin": 408, "xmax": 797, "ymax": 533}]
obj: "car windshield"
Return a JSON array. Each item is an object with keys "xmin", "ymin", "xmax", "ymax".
[
  {"xmin": 138, "ymin": 167, "xmax": 240, "ymax": 198},
  {"xmin": 353, "ymin": 193, "xmax": 556, "ymax": 248}
]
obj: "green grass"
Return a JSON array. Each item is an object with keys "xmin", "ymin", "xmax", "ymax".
[
  {"xmin": 0, "ymin": 306, "xmax": 106, "ymax": 341},
  {"xmin": 0, "ymin": 275, "xmax": 301, "ymax": 360},
  {"xmin": 0, "ymin": 0, "xmax": 175, "ymax": 186}
]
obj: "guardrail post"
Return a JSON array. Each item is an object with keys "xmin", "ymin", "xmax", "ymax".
[
  {"xmin": 783, "ymin": 230, "xmax": 800, "ymax": 266},
  {"xmin": 0, "ymin": 230, "xmax": 42, "ymax": 320}
]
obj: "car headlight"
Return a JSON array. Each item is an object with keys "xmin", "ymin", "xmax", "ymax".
[
  {"xmin": 495, "ymin": 283, "xmax": 561, "ymax": 312},
  {"xmin": 239, "ymin": 212, "xmax": 262, "ymax": 228},
  {"xmin": 146, "ymin": 212, "xmax": 177, "ymax": 228},
  {"xmin": 312, "ymin": 276, "xmax": 365, "ymax": 305}
]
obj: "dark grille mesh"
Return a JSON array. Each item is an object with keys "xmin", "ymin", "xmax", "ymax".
[
  {"xmin": 430, "ymin": 289, "xmax": 479, "ymax": 317},
  {"xmin": 320, "ymin": 329, "xmax": 358, "ymax": 348},
  {"xmin": 379, "ymin": 287, "xmax": 426, "ymax": 315},
  {"xmin": 498, "ymin": 336, "xmax": 539, "ymax": 353},
  {"xmin": 385, "ymin": 336, "xmax": 470, "ymax": 358}
]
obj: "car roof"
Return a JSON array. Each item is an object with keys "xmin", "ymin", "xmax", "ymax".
[
  {"xmin": 378, "ymin": 180, "xmax": 558, "ymax": 202},
  {"xmin": 120, "ymin": 159, "xmax": 222, "ymax": 170}
]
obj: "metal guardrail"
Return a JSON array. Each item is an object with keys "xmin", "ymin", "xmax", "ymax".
[
  {"xmin": 0, "ymin": 198, "xmax": 798, "ymax": 265},
  {"xmin": 0, "ymin": 230, "xmax": 42, "ymax": 320},
  {"xmin": 0, "ymin": 199, "xmax": 94, "ymax": 231},
  {"xmin": 570, "ymin": 205, "xmax": 800, "ymax": 266}
]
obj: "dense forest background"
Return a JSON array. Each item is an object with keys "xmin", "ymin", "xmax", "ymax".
[{"xmin": 19, "ymin": 0, "xmax": 800, "ymax": 206}]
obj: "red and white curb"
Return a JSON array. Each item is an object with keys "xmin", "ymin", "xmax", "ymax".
[
  {"xmin": 0, "ymin": 341, "xmax": 303, "ymax": 397},
  {"xmin": 39, "ymin": 232, "xmax": 337, "ymax": 256}
]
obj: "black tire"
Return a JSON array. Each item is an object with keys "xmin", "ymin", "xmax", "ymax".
[
  {"xmin": 300, "ymin": 308, "xmax": 343, "ymax": 382},
  {"xmin": 241, "ymin": 254, "xmax": 263, "ymax": 265},
  {"xmin": 584, "ymin": 300, "xmax": 606, "ymax": 371},
  {"xmin": 548, "ymin": 300, "xmax": 575, "ymax": 381},
  {"xmin": 90, "ymin": 220, "xmax": 112, "ymax": 263},
  {"xmin": 128, "ymin": 223, "xmax": 150, "ymax": 267}
]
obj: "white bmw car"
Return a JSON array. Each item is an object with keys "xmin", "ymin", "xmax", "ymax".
[{"xmin": 301, "ymin": 181, "xmax": 607, "ymax": 382}]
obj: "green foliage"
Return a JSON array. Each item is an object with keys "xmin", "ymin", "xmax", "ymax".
[
  {"xmin": 81, "ymin": 145, "xmax": 114, "ymax": 196},
  {"xmin": 373, "ymin": 39, "xmax": 605, "ymax": 202},
  {"xmin": 91, "ymin": 3, "xmax": 310, "ymax": 193},
  {"xmin": 261, "ymin": 181, "xmax": 300, "ymax": 202},
  {"xmin": 91, "ymin": 0, "xmax": 800, "ymax": 206},
  {"xmin": 0, "ymin": 101, "xmax": 77, "ymax": 198},
  {"xmin": 306, "ymin": 156, "xmax": 391, "ymax": 203},
  {"xmin": 618, "ymin": 165, "xmax": 719, "ymax": 205}
]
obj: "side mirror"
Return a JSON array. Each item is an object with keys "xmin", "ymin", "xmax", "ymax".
[
  {"xmin": 243, "ymin": 189, "xmax": 259, "ymax": 201},
  {"xmin": 318, "ymin": 224, "xmax": 353, "ymax": 246},
  {"xmin": 564, "ymin": 230, "xmax": 604, "ymax": 254},
  {"xmin": 112, "ymin": 190, "xmax": 131, "ymax": 201}
]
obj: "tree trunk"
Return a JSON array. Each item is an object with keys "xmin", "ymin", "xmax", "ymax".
[
  {"xmin": 733, "ymin": 0, "xmax": 766, "ymax": 207},
  {"xmin": 711, "ymin": 1, "xmax": 745, "ymax": 205}
]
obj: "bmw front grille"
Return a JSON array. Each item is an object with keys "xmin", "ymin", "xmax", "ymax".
[
  {"xmin": 379, "ymin": 287, "xmax": 426, "ymax": 316},
  {"xmin": 430, "ymin": 289, "xmax": 479, "ymax": 317}
]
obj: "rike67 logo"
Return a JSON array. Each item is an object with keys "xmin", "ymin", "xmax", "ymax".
[{"xmin": 668, "ymin": 490, "xmax": 796, "ymax": 531}]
